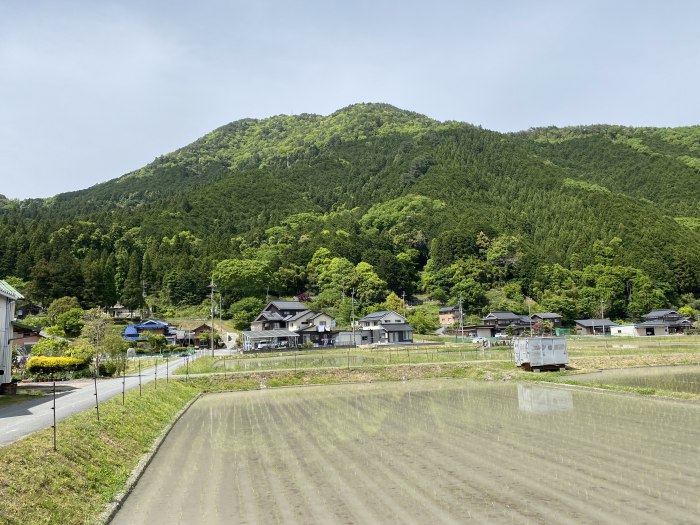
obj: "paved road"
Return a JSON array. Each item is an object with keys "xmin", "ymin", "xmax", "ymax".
[{"xmin": 0, "ymin": 355, "xmax": 197, "ymax": 446}]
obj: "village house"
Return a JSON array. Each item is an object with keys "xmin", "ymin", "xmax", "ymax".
[
  {"xmin": 610, "ymin": 321, "xmax": 669, "ymax": 337},
  {"xmin": 574, "ymin": 319, "xmax": 619, "ymax": 336},
  {"xmin": 530, "ymin": 312, "xmax": 563, "ymax": 328},
  {"xmin": 642, "ymin": 309, "xmax": 692, "ymax": 334},
  {"xmin": 121, "ymin": 319, "xmax": 177, "ymax": 345},
  {"xmin": 358, "ymin": 310, "xmax": 414, "ymax": 345},
  {"xmin": 482, "ymin": 311, "xmax": 523, "ymax": 332},
  {"xmin": 242, "ymin": 301, "xmax": 337, "ymax": 349},
  {"xmin": 0, "ymin": 280, "xmax": 23, "ymax": 392},
  {"xmin": 439, "ymin": 306, "xmax": 462, "ymax": 326}
]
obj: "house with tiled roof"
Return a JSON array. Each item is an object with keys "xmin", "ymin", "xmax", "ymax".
[
  {"xmin": 530, "ymin": 312, "xmax": 563, "ymax": 328},
  {"xmin": 121, "ymin": 319, "xmax": 176, "ymax": 345},
  {"xmin": 574, "ymin": 319, "xmax": 619, "ymax": 336},
  {"xmin": 245, "ymin": 301, "xmax": 336, "ymax": 348},
  {"xmin": 642, "ymin": 309, "xmax": 692, "ymax": 334}
]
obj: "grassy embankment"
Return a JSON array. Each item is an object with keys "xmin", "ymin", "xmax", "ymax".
[{"xmin": 1, "ymin": 336, "xmax": 699, "ymax": 524}]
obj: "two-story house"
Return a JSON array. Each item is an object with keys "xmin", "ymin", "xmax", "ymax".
[
  {"xmin": 482, "ymin": 311, "xmax": 524, "ymax": 334},
  {"xmin": 244, "ymin": 301, "xmax": 336, "ymax": 349},
  {"xmin": 530, "ymin": 312, "xmax": 563, "ymax": 328},
  {"xmin": 643, "ymin": 309, "xmax": 692, "ymax": 334},
  {"xmin": 121, "ymin": 319, "xmax": 177, "ymax": 345},
  {"xmin": 439, "ymin": 306, "xmax": 462, "ymax": 326},
  {"xmin": 358, "ymin": 310, "xmax": 414, "ymax": 344},
  {"xmin": 250, "ymin": 301, "xmax": 308, "ymax": 331}
]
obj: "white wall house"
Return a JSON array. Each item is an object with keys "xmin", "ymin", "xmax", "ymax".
[
  {"xmin": 610, "ymin": 322, "xmax": 669, "ymax": 337},
  {"xmin": 358, "ymin": 310, "xmax": 414, "ymax": 344},
  {"xmin": 0, "ymin": 280, "xmax": 24, "ymax": 388}
]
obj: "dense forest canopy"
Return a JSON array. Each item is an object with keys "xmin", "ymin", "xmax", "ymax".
[{"xmin": 2, "ymin": 103, "xmax": 700, "ymax": 326}]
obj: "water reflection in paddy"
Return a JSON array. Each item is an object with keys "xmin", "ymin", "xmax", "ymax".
[
  {"xmin": 112, "ymin": 379, "xmax": 700, "ymax": 525},
  {"xmin": 573, "ymin": 364, "xmax": 700, "ymax": 394}
]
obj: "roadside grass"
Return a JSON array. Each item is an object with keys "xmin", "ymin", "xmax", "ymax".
[{"xmin": 0, "ymin": 381, "xmax": 199, "ymax": 525}]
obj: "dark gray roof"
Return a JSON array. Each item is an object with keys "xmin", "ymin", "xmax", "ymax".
[
  {"xmin": 257, "ymin": 312, "xmax": 285, "ymax": 322},
  {"xmin": 269, "ymin": 301, "xmax": 307, "ymax": 310},
  {"xmin": 359, "ymin": 310, "xmax": 405, "ymax": 321},
  {"xmin": 532, "ymin": 312, "xmax": 562, "ymax": 319},
  {"xmin": 575, "ymin": 319, "xmax": 618, "ymax": 328},
  {"xmin": 483, "ymin": 311, "xmax": 521, "ymax": 320},
  {"xmin": 379, "ymin": 323, "xmax": 415, "ymax": 332},
  {"xmin": 643, "ymin": 309, "xmax": 680, "ymax": 318},
  {"xmin": 286, "ymin": 310, "xmax": 312, "ymax": 321},
  {"xmin": 635, "ymin": 320, "xmax": 669, "ymax": 327},
  {"xmin": 439, "ymin": 306, "xmax": 458, "ymax": 313}
]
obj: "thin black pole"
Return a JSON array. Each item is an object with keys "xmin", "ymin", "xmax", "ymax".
[
  {"xmin": 93, "ymin": 355, "xmax": 100, "ymax": 422},
  {"xmin": 138, "ymin": 359, "xmax": 142, "ymax": 397},
  {"xmin": 154, "ymin": 358, "xmax": 158, "ymax": 389},
  {"xmin": 122, "ymin": 354, "xmax": 126, "ymax": 406},
  {"xmin": 166, "ymin": 357, "xmax": 169, "ymax": 383},
  {"xmin": 52, "ymin": 379, "xmax": 57, "ymax": 452}
]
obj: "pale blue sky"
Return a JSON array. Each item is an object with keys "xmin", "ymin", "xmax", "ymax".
[{"xmin": 2, "ymin": 0, "xmax": 699, "ymax": 199}]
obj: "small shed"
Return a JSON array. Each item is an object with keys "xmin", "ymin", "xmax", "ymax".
[{"xmin": 513, "ymin": 336, "xmax": 568, "ymax": 371}]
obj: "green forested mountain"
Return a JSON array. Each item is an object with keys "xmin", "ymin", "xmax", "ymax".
[{"xmin": 1, "ymin": 103, "xmax": 699, "ymax": 325}]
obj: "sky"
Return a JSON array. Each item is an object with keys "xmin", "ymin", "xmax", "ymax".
[{"xmin": 2, "ymin": 0, "xmax": 699, "ymax": 199}]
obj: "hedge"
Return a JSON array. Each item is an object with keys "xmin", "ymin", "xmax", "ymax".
[{"xmin": 26, "ymin": 356, "xmax": 90, "ymax": 374}]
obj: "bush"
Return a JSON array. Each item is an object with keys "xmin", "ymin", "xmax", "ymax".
[
  {"xmin": 98, "ymin": 360, "xmax": 118, "ymax": 377},
  {"xmin": 26, "ymin": 356, "xmax": 89, "ymax": 375}
]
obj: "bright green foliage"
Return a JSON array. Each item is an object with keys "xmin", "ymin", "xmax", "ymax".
[
  {"xmin": 146, "ymin": 333, "xmax": 168, "ymax": 354},
  {"xmin": 47, "ymin": 296, "xmax": 81, "ymax": 324},
  {"xmin": 30, "ymin": 338, "xmax": 69, "ymax": 357},
  {"xmin": 213, "ymin": 258, "xmax": 272, "ymax": 301},
  {"xmin": 55, "ymin": 308, "xmax": 84, "ymax": 337},
  {"xmin": 228, "ymin": 296, "xmax": 266, "ymax": 330},
  {"xmin": 408, "ymin": 306, "xmax": 440, "ymax": 334},
  {"xmin": 63, "ymin": 342, "xmax": 96, "ymax": 362}
]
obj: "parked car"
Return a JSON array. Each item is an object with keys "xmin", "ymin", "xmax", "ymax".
[{"xmin": 472, "ymin": 337, "xmax": 487, "ymax": 343}]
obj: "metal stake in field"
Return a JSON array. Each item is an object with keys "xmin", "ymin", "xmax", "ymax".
[
  {"xmin": 185, "ymin": 355, "xmax": 189, "ymax": 382},
  {"xmin": 154, "ymin": 358, "xmax": 158, "ymax": 389},
  {"xmin": 51, "ymin": 379, "xmax": 57, "ymax": 452},
  {"xmin": 166, "ymin": 357, "xmax": 169, "ymax": 383},
  {"xmin": 93, "ymin": 354, "xmax": 100, "ymax": 422},
  {"xmin": 122, "ymin": 354, "xmax": 126, "ymax": 406},
  {"xmin": 138, "ymin": 359, "xmax": 142, "ymax": 397}
]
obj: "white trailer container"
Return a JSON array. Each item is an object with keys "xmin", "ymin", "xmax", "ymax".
[{"xmin": 513, "ymin": 336, "xmax": 568, "ymax": 371}]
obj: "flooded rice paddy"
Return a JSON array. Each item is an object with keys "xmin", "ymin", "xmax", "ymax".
[
  {"xmin": 111, "ymin": 379, "xmax": 700, "ymax": 524},
  {"xmin": 573, "ymin": 364, "xmax": 700, "ymax": 394}
]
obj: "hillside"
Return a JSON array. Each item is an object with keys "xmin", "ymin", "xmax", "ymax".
[{"xmin": 1, "ymin": 103, "xmax": 699, "ymax": 324}]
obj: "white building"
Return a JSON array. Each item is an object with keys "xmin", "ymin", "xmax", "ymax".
[
  {"xmin": 610, "ymin": 321, "xmax": 669, "ymax": 337},
  {"xmin": 358, "ymin": 310, "xmax": 414, "ymax": 344},
  {"xmin": 0, "ymin": 280, "xmax": 24, "ymax": 390}
]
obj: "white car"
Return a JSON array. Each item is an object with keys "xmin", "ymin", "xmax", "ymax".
[{"xmin": 471, "ymin": 337, "xmax": 487, "ymax": 343}]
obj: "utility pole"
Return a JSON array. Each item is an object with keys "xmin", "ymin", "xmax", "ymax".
[
  {"xmin": 459, "ymin": 297, "xmax": 464, "ymax": 342},
  {"xmin": 401, "ymin": 291, "xmax": 406, "ymax": 318},
  {"xmin": 208, "ymin": 278, "xmax": 216, "ymax": 358},
  {"xmin": 351, "ymin": 288, "xmax": 356, "ymax": 347}
]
